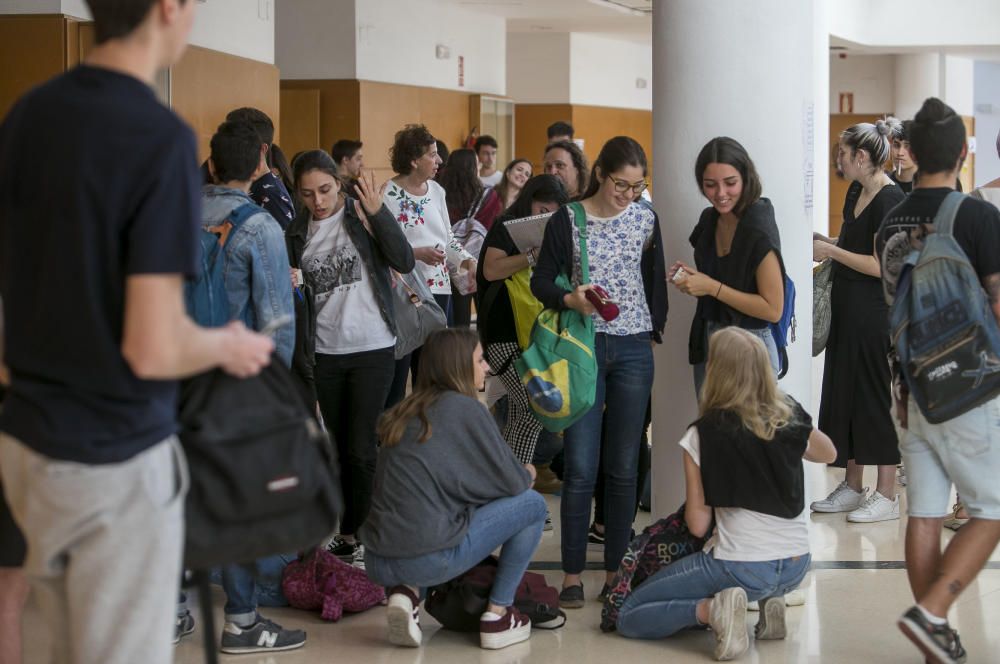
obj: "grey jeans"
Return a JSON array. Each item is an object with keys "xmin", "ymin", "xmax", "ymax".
[{"xmin": 0, "ymin": 434, "xmax": 187, "ymax": 664}]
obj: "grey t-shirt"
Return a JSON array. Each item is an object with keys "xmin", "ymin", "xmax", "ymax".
[{"xmin": 359, "ymin": 391, "xmax": 532, "ymax": 557}]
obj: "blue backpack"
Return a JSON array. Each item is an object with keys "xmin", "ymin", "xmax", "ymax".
[
  {"xmin": 770, "ymin": 273, "xmax": 796, "ymax": 379},
  {"xmin": 184, "ymin": 203, "xmax": 258, "ymax": 327},
  {"xmin": 889, "ymin": 191, "xmax": 1000, "ymax": 423}
]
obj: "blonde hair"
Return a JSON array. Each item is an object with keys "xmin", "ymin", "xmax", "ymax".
[
  {"xmin": 699, "ymin": 327, "xmax": 793, "ymax": 441},
  {"xmin": 377, "ymin": 329, "xmax": 481, "ymax": 446}
]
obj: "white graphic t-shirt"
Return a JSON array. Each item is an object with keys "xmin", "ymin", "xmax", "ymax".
[{"xmin": 302, "ymin": 207, "xmax": 395, "ymax": 355}]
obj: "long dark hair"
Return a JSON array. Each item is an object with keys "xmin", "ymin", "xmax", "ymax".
[
  {"xmin": 695, "ymin": 137, "xmax": 762, "ymax": 218},
  {"xmin": 494, "ymin": 158, "xmax": 532, "ymax": 210},
  {"xmin": 377, "ymin": 329, "xmax": 481, "ymax": 445},
  {"xmin": 496, "ymin": 174, "xmax": 569, "ymax": 223},
  {"xmin": 437, "ymin": 148, "xmax": 483, "ymax": 218},
  {"xmin": 582, "ymin": 136, "xmax": 647, "ymax": 199},
  {"xmin": 270, "ymin": 143, "xmax": 294, "ymax": 194}
]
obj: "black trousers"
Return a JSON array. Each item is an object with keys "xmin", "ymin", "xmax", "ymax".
[{"xmin": 315, "ymin": 347, "xmax": 395, "ymax": 535}]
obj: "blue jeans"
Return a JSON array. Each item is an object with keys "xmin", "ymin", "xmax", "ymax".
[
  {"xmin": 562, "ymin": 333, "xmax": 654, "ymax": 574},
  {"xmin": 364, "ymin": 490, "xmax": 546, "ymax": 607},
  {"xmin": 218, "ymin": 553, "xmax": 297, "ymax": 624},
  {"xmin": 693, "ymin": 323, "xmax": 779, "ymax": 395},
  {"xmin": 616, "ymin": 550, "xmax": 810, "ymax": 639}
]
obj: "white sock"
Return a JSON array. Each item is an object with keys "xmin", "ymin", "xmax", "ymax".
[
  {"xmin": 917, "ymin": 604, "xmax": 947, "ymax": 625},
  {"xmin": 481, "ymin": 611, "xmax": 504, "ymax": 622}
]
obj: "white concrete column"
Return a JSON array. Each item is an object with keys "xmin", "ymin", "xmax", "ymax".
[
  {"xmin": 894, "ymin": 53, "xmax": 941, "ymax": 120},
  {"xmin": 650, "ymin": 0, "xmax": 825, "ymax": 511}
]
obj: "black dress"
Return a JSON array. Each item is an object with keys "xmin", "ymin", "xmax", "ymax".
[{"xmin": 819, "ymin": 181, "xmax": 905, "ymax": 467}]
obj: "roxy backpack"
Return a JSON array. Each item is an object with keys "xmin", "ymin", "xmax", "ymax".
[{"xmin": 889, "ymin": 191, "xmax": 1000, "ymax": 423}]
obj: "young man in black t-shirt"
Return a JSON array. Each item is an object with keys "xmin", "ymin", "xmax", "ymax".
[
  {"xmin": 0, "ymin": 2, "xmax": 274, "ymax": 662},
  {"xmin": 878, "ymin": 97, "xmax": 1000, "ymax": 664}
]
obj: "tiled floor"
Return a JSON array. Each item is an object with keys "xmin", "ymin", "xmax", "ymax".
[{"xmin": 21, "ymin": 465, "xmax": 1000, "ymax": 664}]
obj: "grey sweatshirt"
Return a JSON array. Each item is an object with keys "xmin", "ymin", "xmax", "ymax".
[{"xmin": 359, "ymin": 391, "xmax": 532, "ymax": 558}]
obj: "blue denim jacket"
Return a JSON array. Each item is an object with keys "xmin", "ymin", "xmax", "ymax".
[{"xmin": 202, "ymin": 186, "xmax": 294, "ymax": 366}]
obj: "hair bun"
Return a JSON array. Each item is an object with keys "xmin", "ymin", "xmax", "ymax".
[{"xmin": 875, "ymin": 119, "xmax": 892, "ymax": 138}]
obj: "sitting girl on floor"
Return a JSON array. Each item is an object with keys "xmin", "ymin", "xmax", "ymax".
[{"xmin": 616, "ymin": 327, "xmax": 835, "ymax": 661}]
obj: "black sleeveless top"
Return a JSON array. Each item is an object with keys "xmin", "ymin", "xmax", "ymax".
[{"xmin": 696, "ymin": 398, "xmax": 812, "ymax": 519}]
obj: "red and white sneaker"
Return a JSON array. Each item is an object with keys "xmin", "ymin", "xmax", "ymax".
[
  {"xmin": 480, "ymin": 606, "xmax": 531, "ymax": 650},
  {"xmin": 386, "ymin": 586, "xmax": 421, "ymax": 647}
]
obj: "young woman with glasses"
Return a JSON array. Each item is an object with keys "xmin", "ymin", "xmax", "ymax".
[{"xmin": 531, "ymin": 136, "xmax": 667, "ymax": 608}]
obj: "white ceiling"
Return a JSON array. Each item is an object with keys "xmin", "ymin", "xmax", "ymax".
[{"xmin": 444, "ymin": 0, "xmax": 652, "ymax": 42}]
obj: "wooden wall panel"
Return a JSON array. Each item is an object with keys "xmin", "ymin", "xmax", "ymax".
[
  {"xmin": 961, "ymin": 115, "xmax": 975, "ymax": 195},
  {"xmin": 0, "ymin": 15, "xmax": 68, "ymax": 119},
  {"xmin": 281, "ymin": 79, "xmax": 361, "ymax": 159},
  {"xmin": 571, "ymin": 105, "xmax": 654, "ymax": 185},
  {"xmin": 171, "ymin": 46, "xmax": 280, "ymax": 162},
  {"xmin": 278, "ymin": 88, "xmax": 321, "ymax": 163},
  {"xmin": 514, "ymin": 104, "xmax": 573, "ymax": 173},
  {"xmin": 359, "ymin": 81, "xmax": 472, "ymax": 183}
]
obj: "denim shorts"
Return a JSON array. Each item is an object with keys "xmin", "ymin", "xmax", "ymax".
[{"xmin": 901, "ymin": 396, "xmax": 1000, "ymax": 520}]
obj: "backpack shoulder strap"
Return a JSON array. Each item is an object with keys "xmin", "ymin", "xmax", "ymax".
[
  {"xmin": 206, "ymin": 202, "xmax": 263, "ymax": 250},
  {"xmin": 933, "ymin": 191, "xmax": 966, "ymax": 237},
  {"xmin": 567, "ymin": 201, "xmax": 590, "ymax": 285}
]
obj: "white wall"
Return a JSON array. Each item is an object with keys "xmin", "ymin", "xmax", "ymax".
[
  {"xmin": 943, "ymin": 55, "xmax": 975, "ymax": 117},
  {"xmin": 0, "ymin": 1, "xmax": 61, "ymax": 13},
  {"xmin": 894, "ymin": 52, "xmax": 941, "ymax": 120},
  {"xmin": 506, "ymin": 32, "xmax": 570, "ymax": 104},
  {"xmin": 975, "ymin": 61, "xmax": 1000, "ymax": 186},
  {"xmin": 276, "ymin": 0, "xmax": 355, "ymax": 79},
  {"xmin": 354, "ymin": 0, "xmax": 505, "ymax": 94},
  {"xmin": 5, "ymin": 0, "xmax": 276, "ymax": 63},
  {"xmin": 188, "ymin": 0, "xmax": 274, "ymax": 64},
  {"xmin": 831, "ymin": 0, "xmax": 1000, "ymax": 48},
  {"xmin": 569, "ymin": 33, "xmax": 651, "ymax": 110},
  {"xmin": 61, "ymin": 0, "xmax": 88, "ymax": 19},
  {"xmin": 829, "ymin": 54, "xmax": 894, "ymax": 114}
]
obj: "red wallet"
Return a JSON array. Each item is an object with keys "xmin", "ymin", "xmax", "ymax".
[{"xmin": 585, "ymin": 285, "xmax": 620, "ymax": 321}]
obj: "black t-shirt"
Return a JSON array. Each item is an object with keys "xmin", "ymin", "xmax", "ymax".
[
  {"xmin": 475, "ymin": 219, "xmax": 520, "ymax": 345},
  {"xmin": 0, "ymin": 66, "xmax": 200, "ymax": 464},
  {"xmin": 877, "ymin": 187, "xmax": 1000, "ymax": 302}
]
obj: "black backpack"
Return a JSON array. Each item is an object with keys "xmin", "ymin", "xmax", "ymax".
[{"xmin": 178, "ymin": 359, "xmax": 342, "ymax": 570}]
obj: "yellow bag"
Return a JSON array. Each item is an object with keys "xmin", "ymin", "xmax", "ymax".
[{"xmin": 506, "ymin": 267, "xmax": 544, "ymax": 349}]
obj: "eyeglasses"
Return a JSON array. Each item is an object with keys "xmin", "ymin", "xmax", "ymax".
[{"xmin": 607, "ymin": 174, "xmax": 648, "ymax": 195}]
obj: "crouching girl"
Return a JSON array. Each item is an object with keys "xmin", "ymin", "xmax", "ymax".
[{"xmin": 616, "ymin": 327, "xmax": 835, "ymax": 661}]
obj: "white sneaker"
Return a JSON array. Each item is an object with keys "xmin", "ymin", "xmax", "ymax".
[
  {"xmin": 386, "ymin": 587, "xmax": 421, "ymax": 647},
  {"xmin": 847, "ymin": 492, "xmax": 900, "ymax": 523},
  {"xmin": 810, "ymin": 481, "xmax": 867, "ymax": 513},
  {"xmin": 708, "ymin": 587, "xmax": 749, "ymax": 661}
]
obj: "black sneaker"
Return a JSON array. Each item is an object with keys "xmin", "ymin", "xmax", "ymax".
[
  {"xmin": 327, "ymin": 534, "xmax": 360, "ymax": 562},
  {"xmin": 559, "ymin": 584, "xmax": 585, "ymax": 609},
  {"xmin": 220, "ymin": 616, "xmax": 307, "ymax": 654},
  {"xmin": 173, "ymin": 611, "xmax": 195, "ymax": 645},
  {"xmin": 897, "ymin": 606, "xmax": 967, "ymax": 663},
  {"xmin": 597, "ymin": 583, "xmax": 611, "ymax": 603},
  {"xmin": 587, "ymin": 523, "xmax": 605, "ymax": 546}
]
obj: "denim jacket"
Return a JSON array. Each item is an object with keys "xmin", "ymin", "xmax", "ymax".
[{"xmin": 202, "ymin": 185, "xmax": 295, "ymax": 366}]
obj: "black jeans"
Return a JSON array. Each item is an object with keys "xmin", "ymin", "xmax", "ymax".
[{"xmin": 315, "ymin": 347, "xmax": 396, "ymax": 535}]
